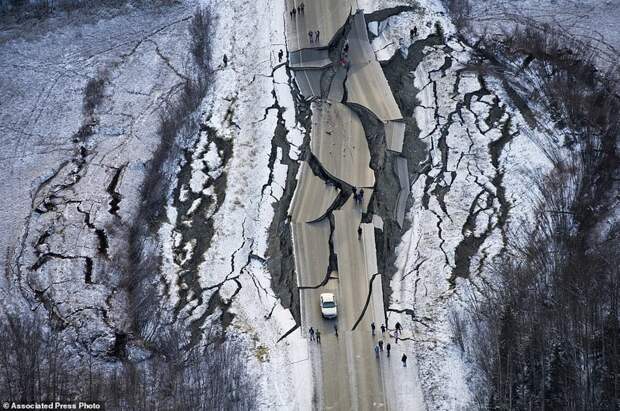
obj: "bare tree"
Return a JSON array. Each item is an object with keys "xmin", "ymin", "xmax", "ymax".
[{"xmin": 461, "ymin": 20, "xmax": 620, "ymax": 409}]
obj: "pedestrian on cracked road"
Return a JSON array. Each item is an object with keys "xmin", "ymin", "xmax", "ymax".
[
  {"xmin": 381, "ymin": 324, "xmax": 386, "ymax": 334},
  {"xmin": 315, "ymin": 30, "xmax": 320, "ymax": 43},
  {"xmin": 278, "ymin": 49, "xmax": 284, "ymax": 63},
  {"xmin": 402, "ymin": 353, "xmax": 408, "ymax": 367},
  {"xmin": 300, "ymin": 2, "xmax": 304, "ymax": 13},
  {"xmin": 371, "ymin": 322, "xmax": 376, "ymax": 336},
  {"xmin": 292, "ymin": 8, "xmax": 296, "ymax": 17},
  {"xmin": 378, "ymin": 340, "xmax": 384, "ymax": 351},
  {"xmin": 357, "ymin": 226, "xmax": 362, "ymax": 239},
  {"xmin": 374, "ymin": 344, "xmax": 380, "ymax": 358},
  {"xmin": 395, "ymin": 321, "xmax": 402, "ymax": 332},
  {"xmin": 308, "ymin": 31, "xmax": 313, "ymax": 44},
  {"xmin": 309, "ymin": 327, "xmax": 315, "ymax": 341},
  {"xmin": 316, "ymin": 329, "xmax": 321, "ymax": 343},
  {"xmin": 334, "ymin": 324, "xmax": 338, "ymax": 337},
  {"xmin": 386, "ymin": 343, "xmax": 391, "ymax": 357},
  {"xmin": 223, "ymin": 54, "xmax": 228, "ymax": 67}
]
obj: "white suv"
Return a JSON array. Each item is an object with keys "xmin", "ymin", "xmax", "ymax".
[{"xmin": 320, "ymin": 293, "xmax": 337, "ymax": 319}]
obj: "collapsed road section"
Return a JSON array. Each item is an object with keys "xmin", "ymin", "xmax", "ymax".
[{"xmin": 284, "ymin": 1, "xmax": 424, "ymax": 409}]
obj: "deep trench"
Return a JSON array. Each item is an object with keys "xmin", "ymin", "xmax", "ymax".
[
  {"xmin": 266, "ymin": 66, "xmax": 312, "ymax": 325},
  {"xmin": 362, "ymin": 33, "xmax": 445, "ymax": 309}
]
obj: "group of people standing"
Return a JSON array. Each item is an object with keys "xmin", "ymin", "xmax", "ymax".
[
  {"xmin": 306, "ymin": 321, "xmax": 408, "ymax": 367},
  {"xmin": 308, "ymin": 30, "xmax": 320, "ymax": 45},
  {"xmin": 308, "ymin": 326, "xmax": 321, "ymax": 343},
  {"xmin": 288, "ymin": 2, "xmax": 321, "ymax": 46},
  {"xmin": 289, "ymin": 2, "xmax": 304, "ymax": 17},
  {"xmin": 372, "ymin": 321, "xmax": 407, "ymax": 366},
  {"xmin": 308, "ymin": 324, "xmax": 340, "ymax": 344}
]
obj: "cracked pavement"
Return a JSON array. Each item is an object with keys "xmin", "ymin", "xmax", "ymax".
[{"xmin": 285, "ymin": 3, "xmax": 424, "ymax": 409}]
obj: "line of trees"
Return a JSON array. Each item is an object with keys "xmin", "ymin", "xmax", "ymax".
[
  {"xmin": 468, "ymin": 26, "xmax": 619, "ymax": 410},
  {"xmin": 0, "ymin": 312, "xmax": 257, "ymax": 410},
  {"xmin": 441, "ymin": 2, "xmax": 620, "ymax": 408},
  {"xmin": 123, "ymin": 5, "xmax": 212, "ymax": 342}
]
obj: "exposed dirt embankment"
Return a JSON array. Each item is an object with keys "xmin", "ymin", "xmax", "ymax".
[
  {"xmin": 267, "ymin": 69, "xmax": 312, "ymax": 324},
  {"xmin": 360, "ymin": 34, "xmax": 443, "ymax": 306}
]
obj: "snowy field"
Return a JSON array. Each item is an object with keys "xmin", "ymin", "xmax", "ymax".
[
  {"xmin": 0, "ymin": 0, "xmax": 616, "ymax": 409},
  {"xmin": 467, "ymin": 0, "xmax": 620, "ymax": 67},
  {"xmin": 0, "ymin": 1, "xmax": 197, "ymax": 351},
  {"xmin": 365, "ymin": 0, "xmax": 562, "ymax": 408},
  {"xmin": 161, "ymin": 0, "xmax": 312, "ymax": 407},
  {"xmin": 0, "ymin": 0, "xmax": 311, "ymax": 406}
]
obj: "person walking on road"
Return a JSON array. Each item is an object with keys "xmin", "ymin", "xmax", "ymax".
[
  {"xmin": 300, "ymin": 2, "xmax": 304, "ymax": 13},
  {"xmin": 378, "ymin": 340, "xmax": 384, "ymax": 351},
  {"xmin": 278, "ymin": 49, "xmax": 284, "ymax": 63},
  {"xmin": 292, "ymin": 8, "xmax": 296, "ymax": 17},
  {"xmin": 358, "ymin": 226, "xmax": 362, "ymax": 239},
  {"xmin": 309, "ymin": 327, "xmax": 315, "ymax": 341},
  {"xmin": 308, "ymin": 31, "xmax": 313, "ymax": 44},
  {"xmin": 334, "ymin": 324, "xmax": 338, "ymax": 337},
  {"xmin": 395, "ymin": 321, "xmax": 402, "ymax": 332},
  {"xmin": 381, "ymin": 324, "xmax": 386, "ymax": 334},
  {"xmin": 316, "ymin": 329, "xmax": 321, "ymax": 343},
  {"xmin": 374, "ymin": 344, "xmax": 380, "ymax": 358},
  {"xmin": 315, "ymin": 30, "xmax": 320, "ymax": 43},
  {"xmin": 386, "ymin": 343, "xmax": 391, "ymax": 357},
  {"xmin": 354, "ymin": 189, "xmax": 365, "ymax": 205},
  {"xmin": 371, "ymin": 322, "xmax": 376, "ymax": 336},
  {"xmin": 402, "ymin": 353, "xmax": 408, "ymax": 367},
  {"xmin": 222, "ymin": 54, "xmax": 228, "ymax": 67}
]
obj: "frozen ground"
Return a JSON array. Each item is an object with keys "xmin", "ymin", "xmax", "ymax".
[
  {"xmin": 1, "ymin": 0, "xmax": 615, "ymax": 409},
  {"xmin": 0, "ymin": 1, "xmax": 196, "ymax": 352},
  {"xmin": 366, "ymin": 0, "xmax": 563, "ymax": 408},
  {"xmin": 0, "ymin": 0, "xmax": 310, "ymax": 407},
  {"xmin": 466, "ymin": 0, "xmax": 620, "ymax": 68},
  {"xmin": 159, "ymin": 0, "xmax": 312, "ymax": 408}
]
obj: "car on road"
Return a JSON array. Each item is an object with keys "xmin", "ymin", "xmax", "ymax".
[{"xmin": 320, "ymin": 293, "xmax": 337, "ymax": 319}]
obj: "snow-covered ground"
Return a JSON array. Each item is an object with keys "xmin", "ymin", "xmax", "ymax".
[
  {"xmin": 158, "ymin": 0, "xmax": 312, "ymax": 407},
  {"xmin": 365, "ymin": 0, "xmax": 560, "ymax": 408},
  {"xmin": 1, "ymin": 0, "xmax": 612, "ymax": 408},
  {"xmin": 0, "ymin": 1, "xmax": 198, "ymax": 352},
  {"xmin": 467, "ymin": 0, "xmax": 620, "ymax": 68},
  {"xmin": 0, "ymin": 0, "xmax": 311, "ymax": 406}
]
